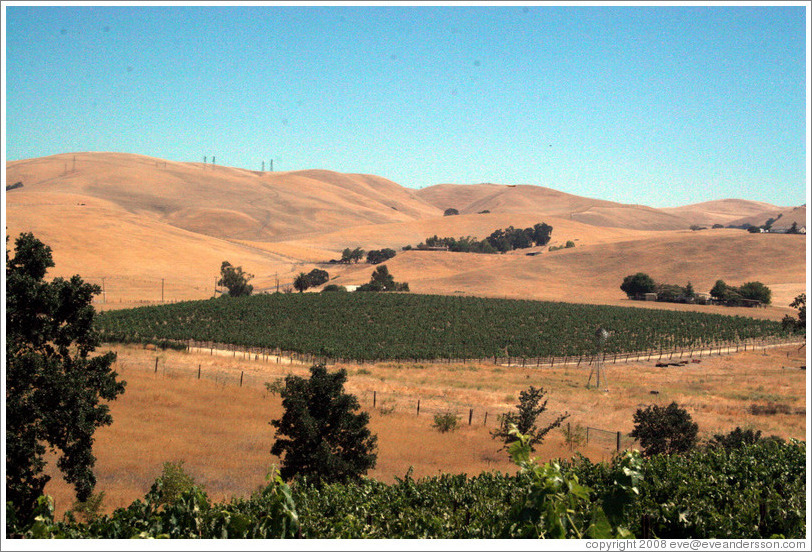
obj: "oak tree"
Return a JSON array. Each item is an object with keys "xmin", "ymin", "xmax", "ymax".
[{"xmin": 6, "ymin": 233, "xmax": 126, "ymax": 522}]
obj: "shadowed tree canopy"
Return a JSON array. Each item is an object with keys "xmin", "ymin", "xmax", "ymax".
[
  {"xmin": 270, "ymin": 364, "xmax": 377, "ymax": 485},
  {"xmin": 6, "ymin": 233, "xmax": 126, "ymax": 522},
  {"xmin": 293, "ymin": 272, "xmax": 310, "ymax": 293},
  {"xmin": 782, "ymin": 293, "xmax": 805, "ymax": 332},
  {"xmin": 218, "ymin": 261, "xmax": 253, "ymax": 297},
  {"xmin": 357, "ymin": 264, "xmax": 409, "ymax": 292},
  {"xmin": 629, "ymin": 402, "xmax": 698, "ymax": 457},
  {"xmin": 737, "ymin": 281, "xmax": 771, "ymax": 305},
  {"xmin": 620, "ymin": 273, "xmax": 656, "ymax": 298}
]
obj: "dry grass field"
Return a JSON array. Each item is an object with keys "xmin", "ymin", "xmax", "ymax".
[{"xmin": 40, "ymin": 342, "xmax": 806, "ymax": 520}]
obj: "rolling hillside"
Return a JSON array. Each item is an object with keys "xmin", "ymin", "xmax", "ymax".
[
  {"xmin": 5, "ymin": 152, "xmax": 806, "ymax": 318},
  {"xmin": 660, "ymin": 199, "xmax": 788, "ymax": 227},
  {"xmin": 6, "ymin": 152, "xmax": 442, "ymax": 241},
  {"xmin": 415, "ymin": 183, "xmax": 689, "ymax": 230},
  {"xmin": 726, "ymin": 205, "xmax": 807, "ymax": 231}
]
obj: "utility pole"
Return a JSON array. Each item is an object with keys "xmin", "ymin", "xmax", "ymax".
[
  {"xmin": 101, "ymin": 277, "xmax": 106, "ymax": 303},
  {"xmin": 270, "ymin": 159, "xmax": 273, "ymax": 171},
  {"xmin": 262, "ymin": 160, "xmax": 265, "ymax": 172},
  {"xmin": 161, "ymin": 278, "xmax": 165, "ymax": 303},
  {"xmin": 72, "ymin": 155, "xmax": 76, "ymax": 172},
  {"xmin": 276, "ymin": 272, "xmax": 279, "ymax": 293}
]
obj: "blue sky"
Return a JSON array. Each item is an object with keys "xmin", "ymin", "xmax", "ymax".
[{"xmin": 4, "ymin": 3, "xmax": 809, "ymax": 207}]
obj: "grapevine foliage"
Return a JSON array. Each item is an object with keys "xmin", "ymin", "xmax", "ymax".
[
  {"xmin": 96, "ymin": 293, "xmax": 797, "ymax": 361},
  {"xmin": 7, "ymin": 440, "xmax": 804, "ymax": 539}
]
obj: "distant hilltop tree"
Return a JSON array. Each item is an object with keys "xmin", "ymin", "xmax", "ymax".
[
  {"xmin": 357, "ymin": 265, "xmax": 409, "ymax": 292},
  {"xmin": 710, "ymin": 279, "xmax": 771, "ymax": 306},
  {"xmin": 218, "ymin": 261, "xmax": 253, "ymax": 297},
  {"xmin": 340, "ymin": 247, "xmax": 365, "ymax": 264},
  {"xmin": 443, "ymin": 208, "xmax": 459, "ymax": 216},
  {"xmin": 412, "ymin": 222, "xmax": 553, "ymax": 254},
  {"xmin": 620, "ymin": 273, "xmax": 656, "ymax": 298},
  {"xmin": 366, "ymin": 248, "xmax": 397, "ymax": 265},
  {"xmin": 295, "ymin": 269, "xmax": 330, "ymax": 292},
  {"xmin": 293, "ymin": 273, "xmax": 309, "ymax": 293},
  {"xmin": 306, "ymin": 268, "xmax": 329, "ymax": 287}
]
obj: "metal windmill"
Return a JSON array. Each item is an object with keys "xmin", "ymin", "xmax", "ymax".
[{"xmin": 587, "ymin": 326, "xmax": 611, "ymax": 390}]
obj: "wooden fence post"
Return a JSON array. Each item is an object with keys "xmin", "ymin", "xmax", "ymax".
[
  {"xmin": 468, "ymin": 408, "xmax": 473, "ymax": 425},
  {"xmin": 198, "ymin": 364, "xmax": 201, "ymax": 379},
  {"xmin": 373, "ymin": 391, "xmax": 376, "ymax": 408},
  {"xmin": 616, "ymin": 431, "xmax": 621, "ymax": 452},
  {"xmin": 240, "ymin": 371, "xmax": 244, "ymax": 387},
  {"xmin": 417, "ymin": 399, "xmax": 420, "ymax": 416},
  {"xmin": 586, "ymin": 427, "xmax": 590, "ymax": 444},
  {"xmin": 154, "ymin": 357, "xmax": 158, "ymax": 373},
  {"xmin": 483, "ymin": 412, "xmax": 488, "ymax": 426}
]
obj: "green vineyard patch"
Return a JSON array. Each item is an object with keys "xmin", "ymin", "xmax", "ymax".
[{"xmin": 96, "ymin": 293, "xmax": 798, "ymax": 361}]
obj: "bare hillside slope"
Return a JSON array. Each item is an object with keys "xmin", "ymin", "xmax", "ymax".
[
  {"xmin": 660, "ymin": 199, "xmax": 787, "ymax": 227},
  {"xmin": 417, "ymin": 183, "xmax": 689, "ymax": 231},
  {"xmin": 6, "ymin": 152, "xmax": 442, "ymax": 240}
]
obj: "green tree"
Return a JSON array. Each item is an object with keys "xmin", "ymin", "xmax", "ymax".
[
  {"xmin": 366, "ymin": 248, "xmax": 397, "ymax": 265},
  {"xmin": 350, "ymin": 247, "xmax": 365, "ymax": 263},
  {"xmin": 443, "ymin": 208, "xmax": 459, "ymax": 216},
  {"xmin": 306, "ymin": 268, "xmax": 329, "ymax": 287},
  {"xmin": 737, "ymin": 281, "xmax": 771, "ymax": 305},
  {"xmin": 782, "ymin": 293, "xmax": 806, "ymax": 331},
  {"xmin": 293, "ymin": 272, "xmax": 310, "ymax": 293},
  {"xmin": 491, "ymin": 386, "xmax": 569, "ymax": 451},
  {"xmin": 6, "ymin": 233, "xmax": 126, "ymax": 522},
  {"xmin": 709, "ymin": 279, "xmax": 729, "ymax": 301},
  {"xmin": 707, "ymin": 427, "xmax": 782, "ymax": 450},
  {"xmin": 218, "ymin": 261, "xmax": 253, "ymax": 297},
  {"xmin": 629, "ymin": 402, "xmax": 698, "ymax": 457},
  {"xmin": 357, "ymin": 264, "xmax": 409, "ymax": 292},
  {"xmin": 270, "ymin": 364, "xmax": 377, "ymax": 485},
  {"xmin": 620, "ymin": 273, "xmax": 656, "ymax": 298},
  {"xmin": 532, "ymin": 222, "xmax": 553, "ymax": 246}
]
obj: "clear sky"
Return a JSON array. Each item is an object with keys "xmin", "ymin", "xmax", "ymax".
[{"xmin": 3, "ymin": 2, "xmax": 809, "ymax": 207}]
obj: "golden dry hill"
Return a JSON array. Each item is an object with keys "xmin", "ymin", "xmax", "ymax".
[
  {"xmin": 415, "ymin": 183, "xmax": 690, "ymax": 231},
  {"xmin": 660, "ymin": 198, "xmax": 791, "ymax": 228},
  {"xmin": 5, "ymin": 151, "xmax": 806, "ymax": 319}
]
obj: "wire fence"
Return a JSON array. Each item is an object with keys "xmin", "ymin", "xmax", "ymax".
[
  {"xmin": 123, "ymin": 355, "xmax": 635, "ymax": 454},
  {"xmin": 180, "ymin": 335, "xmax": 803, "ymax": 370},
  {"xmin": 82, "ymin": 275, "xmax": 298, "ymax": 306}
]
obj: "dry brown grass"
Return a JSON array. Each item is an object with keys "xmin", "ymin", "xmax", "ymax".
[{"xmin": 41, "ymin": 342, "xmax": 806, "ymax": 520}]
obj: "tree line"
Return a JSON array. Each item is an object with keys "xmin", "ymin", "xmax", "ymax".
[
  {"xmin": 620, "ymin": 272, "xmax": 776, "ymax": 306},
  {"xmin": 404, "ymin": 222, "xmax": 554, "ymax": 254}
]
